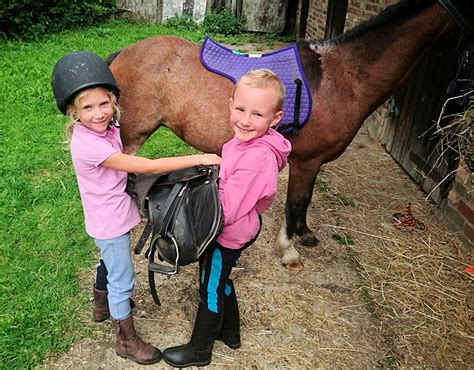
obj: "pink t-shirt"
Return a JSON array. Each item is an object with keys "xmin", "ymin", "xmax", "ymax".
[{"xmin": 70, "ymin": 124, "xmax": 140, "ymax": 239}]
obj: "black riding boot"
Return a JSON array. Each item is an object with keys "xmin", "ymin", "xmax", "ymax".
[
  {"xmin": 163, "ymin": 304, "xmax": 223, "ymax": 368},
  {"xmin": 217, "ymin": 286, "xmax": 240, "ymax": 349}
]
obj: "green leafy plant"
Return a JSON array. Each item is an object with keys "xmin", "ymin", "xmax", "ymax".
[
  {"xmin": 203, "ymin": 9, "xmax": 244, "ymax": 36},
  {"xmin": 264, "ymin": 32, "xmax": 277, "ymax": 48},
  {"xmin": 163, "ymin": 15, "xmax": 201, "ymax": 32},
  {"xmin": 340, "ymin": 197, "xmax": 356, "ymax": 207},
  {"xmin": 315, "ymin": 173, "xmax": 329, "ymax": 192},
  {"xmin": 0, "ymin": 0, "xmax": 117, "ymax": 40}
]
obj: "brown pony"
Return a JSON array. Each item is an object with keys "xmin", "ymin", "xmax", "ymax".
[{"xmin": 109, "ymin": 0, "xmax": 472, "ymax": 270}]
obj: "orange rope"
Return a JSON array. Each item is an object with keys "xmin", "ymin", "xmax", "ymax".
[{"xmin": 391, "ymin": 202, "xmax": 427, "ymax": 232}]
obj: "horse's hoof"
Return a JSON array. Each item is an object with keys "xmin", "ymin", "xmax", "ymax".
[
  {"xmin": 283, "ymin": 259, "xmax": 304, "ymax": 271},
  {"xmin": 298, "ymin": 233, "xmax": 319, "ymax": 247}
]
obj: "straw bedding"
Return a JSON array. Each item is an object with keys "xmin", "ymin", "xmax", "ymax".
[{"xmin": 49, "ymin": 123, "xmax": 472, "ymax": 368}]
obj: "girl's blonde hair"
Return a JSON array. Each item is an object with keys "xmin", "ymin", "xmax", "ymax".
[
  {"xmin": 64, "ymin": 86, "xmax": 121, "ymax": 144},
  {"xmin": 232, "ymin": 69, "xmax": 285, "ymax": 111}
]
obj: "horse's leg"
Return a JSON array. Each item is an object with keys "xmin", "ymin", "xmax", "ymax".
[
  {"xmin": 287, "ymin": 159, "xmax": 321, "ymax": 245},
  {"xmin": 276, "ymin": 159, "xmax": 321, "ymax": 270},
  {"xmin": 277, "ymin": 221, "xmax": 303, "ymax": 270},
  {"xmin": 290, "ymin": 181, "xmax": 319, "ymax": 246}
]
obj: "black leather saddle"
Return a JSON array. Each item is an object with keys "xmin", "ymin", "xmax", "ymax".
[{"xmin": 126, "ymin": 165, "xmax": 223, "ymax": 304}]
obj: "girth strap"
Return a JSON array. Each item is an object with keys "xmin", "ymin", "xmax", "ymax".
[
  {"xmin": 134, "ymin": 220, "xmax": 152, "ymax": 255},
  {"xmin": 291, "ymin": 78, "xmax": 302, "ymax": 135}
]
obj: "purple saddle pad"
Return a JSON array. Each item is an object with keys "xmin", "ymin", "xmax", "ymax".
[{"xmin": 200, "ymin": 36, "xmax": 312, "ymax": 134}]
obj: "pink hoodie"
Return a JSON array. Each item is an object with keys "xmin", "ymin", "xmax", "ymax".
[{"xmin": 217, "ymin": 128, "xmax": 292, "ymax": 249}]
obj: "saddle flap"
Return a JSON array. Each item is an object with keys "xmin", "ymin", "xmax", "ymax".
[
  {"xmin": 136, "ymin": 164, "xmax": 223, "ymax": 267},
  {"xmin": 134, "ymin": 165, "xmax": 223, "ymax": 305}
]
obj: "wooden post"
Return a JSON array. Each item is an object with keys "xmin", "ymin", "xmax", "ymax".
[{"xmin": 298, "ymin": 0, "xmax": 310, "ymax": 39}]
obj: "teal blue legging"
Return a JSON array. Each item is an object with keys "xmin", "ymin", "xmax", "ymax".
[
  {"xmin": 198, "ymin": 242, "xmax": 242, "ymax": 314},
  {"xmin": 198, "ymin": 216, "xmax": 262, "ymax": 314}
]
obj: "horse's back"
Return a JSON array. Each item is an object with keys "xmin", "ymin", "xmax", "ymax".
[
  {"xmin": 111, "ymin": 36, "xmax": 204, "ymax": 86},
  {"xmin": 110, "ymin": 36, "xmax": 234, "ymax": 154}
]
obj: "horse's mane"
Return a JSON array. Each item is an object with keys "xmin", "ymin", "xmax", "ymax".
[
  {"xmin": 307, "ymin": 0, "xmax": 436, "ymax": 47},
  {"xmin": 105, "ymin": 50, "xmax": 122, "ymax": 65}
]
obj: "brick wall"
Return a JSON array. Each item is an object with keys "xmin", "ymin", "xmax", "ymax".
[
  {"xmin": 303, "ymin": 0, "xmax": 397, "ymax": 40},
  {"xmin": 345, "ymin": 0, "xmax": 395, "ymax": 30},
  {"xmin": 304, "ymin": 0, "xmax": 327, "ymax": 39},
  {"xmin": 302, "ymin": 0, "xmax": 473, "ymax": 245}
]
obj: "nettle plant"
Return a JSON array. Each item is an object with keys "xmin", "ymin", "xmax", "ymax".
[{"xmin": 203, "ymin": 9, "xmax": 245, "ymax": 36}]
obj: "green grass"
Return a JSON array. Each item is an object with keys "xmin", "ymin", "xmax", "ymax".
[
  {"xmin": 0, "ymin": 18, "xmax": 291, "ymax": 368},
  {"xmin": 331, "ymin": 233, "xmax": 355, "ymax": 246},
  {"xmin": 315, "ymin": 172, "xmax": 329, "ymax": 192},
  {"xmin": 339, "ymin": 197, "xmax": 356, "ymax": 207}
]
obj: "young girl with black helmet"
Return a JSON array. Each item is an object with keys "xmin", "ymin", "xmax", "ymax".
[{"xmin": 51, "ymin": 51, "xmax": 220, "ymax": 365}]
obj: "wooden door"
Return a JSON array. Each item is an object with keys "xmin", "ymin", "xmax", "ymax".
[{"xmin": 375, "ymin": 38, "xmax": 461, "ymax": 205}]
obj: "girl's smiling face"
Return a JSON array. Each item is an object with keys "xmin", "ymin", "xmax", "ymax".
[
  {"xmin": 229, "ymin": 83, "xmax": 283, "ymax": 142},
  {"xmin": 77, "ymin": 87, "xmax": 114, "ymax": 133}
]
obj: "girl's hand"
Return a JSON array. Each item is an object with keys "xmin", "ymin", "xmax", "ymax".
[{"xmin": 200, "ymin": 153, "xmax": 222, "ymax": 165}]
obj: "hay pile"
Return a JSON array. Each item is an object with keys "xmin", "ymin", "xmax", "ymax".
[
  {"xmin": 422, "ymin": 95, "xmax": 474, "ymax": 195},
  {"xmin": 346, "ymin": 226, "xmax": 472, "ymax": 365},
  {"xmin": 323, "ymin": 126, "xmax": 473, "ymax": 366},
  {"xmin": 433, "ymin": 95, "xmax": 473, "ymax": 165}
]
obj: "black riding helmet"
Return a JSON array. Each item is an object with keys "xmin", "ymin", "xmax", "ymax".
[{"xmin": 51, "ymin": 51, "xmax": 120, "ymax": 115}]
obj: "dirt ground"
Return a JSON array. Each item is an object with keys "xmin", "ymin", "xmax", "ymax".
[{"xmin": 45, "ymin": 125, "xmax": 473, "ymax": 369}]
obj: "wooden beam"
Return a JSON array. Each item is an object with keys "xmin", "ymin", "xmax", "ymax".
[
  {"xmin": 324, "ymin": 0, "xmax": 348, "ymax": 40},
  {"xmin": 299, "ymin": 0, "xmax": 310, "ymax": 39}
]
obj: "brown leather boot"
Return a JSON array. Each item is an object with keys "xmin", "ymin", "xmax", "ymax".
[
  {"xmin": 113, "ymin": 315, "xmax": 162, "ymax": 365},
  {"xmin": 93, "ymin": 287, "xmax": 136, "ymax": 322},
  {"xmin": 93, "ymin": 286, "xmax": 110, "ymax": 322}
]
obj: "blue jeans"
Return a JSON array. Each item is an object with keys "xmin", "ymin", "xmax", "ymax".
[{"xmin": 94, "ymin": 233, "xmax": 135, "ymax": 320}]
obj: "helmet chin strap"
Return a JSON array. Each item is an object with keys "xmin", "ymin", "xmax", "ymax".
[{"xmin": 108, "ymin": 115, "xmax": 120, "ymax": 129}]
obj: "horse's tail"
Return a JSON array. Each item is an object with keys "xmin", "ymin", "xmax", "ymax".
[{"xmin": 105, "ymin": 50, "xmax": 122, "ymax": 65}]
